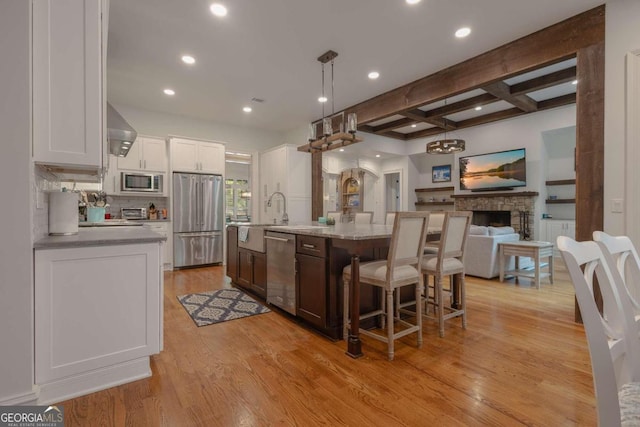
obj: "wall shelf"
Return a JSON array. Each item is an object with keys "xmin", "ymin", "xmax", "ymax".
[
  {"xmin": 415, "ymin": 186, "xmax": 455, "ymax": 193},
  {"xmin": 545, "ymin": 179, "xmax": 576, "ymax": 186},
  {"xmin": 545, "ymin": 198, "xmax": 576, "ymax": 204}
]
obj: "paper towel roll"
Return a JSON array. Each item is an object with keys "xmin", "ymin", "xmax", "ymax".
[{"xmin": 49, "ymin": 192, "xmax": 79, "ymax": 235}]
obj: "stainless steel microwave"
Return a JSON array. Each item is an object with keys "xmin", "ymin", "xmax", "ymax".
[{"xmin": 121, "ymin": 172, "xmax": 163, "ymax": 193}]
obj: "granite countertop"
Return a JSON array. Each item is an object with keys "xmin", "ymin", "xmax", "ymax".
[
  {"xmin": 34, "ymin": 227, "xmax": 167, "ymax": 249},
  {"xmin": 264, "ymin": 223, "xmax": 394, "ymax": 240}
]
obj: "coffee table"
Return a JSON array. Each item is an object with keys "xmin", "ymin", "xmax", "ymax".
[{"xmin": 498, "ymin": 241, "xmax": 554, "ymax": 289}]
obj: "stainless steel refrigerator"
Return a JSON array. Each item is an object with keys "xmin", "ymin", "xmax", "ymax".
[{"xmin": 173, "ymin": 172, "xmax": 224, "ymax": 268}]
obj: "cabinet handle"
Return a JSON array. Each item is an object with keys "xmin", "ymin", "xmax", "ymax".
[
  {"xmin": 302, "ymin": 243, "xmax": 316, "ymax": 249},
  {"xmin": 144, "ymin": 160, "xmax": 147, "ymax": 169},
  {"xmin": 139, "ymin": 160, "xmax": 142, "ymax": 169}
]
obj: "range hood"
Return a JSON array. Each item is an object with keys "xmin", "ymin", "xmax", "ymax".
[{"xmin": 107, "ymin": 102, "xmax": 137, "ymax": 157}]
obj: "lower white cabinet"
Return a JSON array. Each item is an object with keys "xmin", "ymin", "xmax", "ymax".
[
  {"xmin": 542, "ymin": 219, "xmax": 576, "ymax": 255},
  {"xmin": 145, "ymin": 222, "xmax": 173, "ymax": 270},
  {"xmin": 34, "ymin": 242, "xmax": 162, "ymax": 402}
]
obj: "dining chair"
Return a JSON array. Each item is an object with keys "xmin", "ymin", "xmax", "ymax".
[
  {"xmin": 342, "ymin": 211, "xmax": 430, "ymax": 361},
  {"xmin": 385, "ymin": 212, "xmax": 396, "ymax": 225},
  {"xmin": 557, "ymin": 236, "xmax": 640, "ymax": 426},
  {"xmin": 355, "ymin": 211, "xmax": 374, "ymax": 224},
  {"xmin": 594, "ymin": 231, "xmax": 640, "ymax": 311},
  {"xmin": 420, "ymin": 211, "xmax": 472, "ymax": 337},
  {"xmin": 327, "ymin": 211, "xmax": 342, "ymax": 223}
]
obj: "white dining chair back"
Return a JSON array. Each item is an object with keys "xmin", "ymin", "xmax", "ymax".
[
  {"xmin": 355, "ymin": 211, "xmax": 373, "ymax": 224},
  {"xmin": 594, "ymin": 231, "xmax": 640, "ymax": 311},
  {"xmin": 327, "ymin": 211, "xmax": 342, "ymax": 223},
  {"xmin": 558, "ymin": 236, "xmax": 640, "ymax": 426}
]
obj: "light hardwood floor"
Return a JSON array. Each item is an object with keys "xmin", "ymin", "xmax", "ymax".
[{"xmin": 59, "ymin": 264, "xmax": 596, "ymax": 426}]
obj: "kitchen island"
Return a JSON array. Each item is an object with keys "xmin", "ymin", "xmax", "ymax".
[
  {"xmin": 34, "ymin": 227, "xmax": 166, "ymax": 404},
  {"xmin": 227, "ymin": 223, "xmax": 397, "ymax": 343}
]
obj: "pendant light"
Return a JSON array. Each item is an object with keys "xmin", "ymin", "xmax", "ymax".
[
  {"xmin": 426, "ymin": 98, "xmax": 465, "ymax": 154},
  {"xmin": 300, "ymin": 50, "xmax": 362, "ymax": 153}
]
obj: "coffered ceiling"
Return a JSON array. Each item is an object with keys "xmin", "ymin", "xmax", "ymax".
[{"xmin": 362, "ymin": 58, "xmax": 577, "ymax": 140}]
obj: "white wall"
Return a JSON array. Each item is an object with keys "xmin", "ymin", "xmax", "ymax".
[
  {"xmin": 604, "ymin": 0, "xmax": 640, "ymax": 238},
  {"xmin": 0, "ymin": 0, "xmax": 37, "ymax": 404}
]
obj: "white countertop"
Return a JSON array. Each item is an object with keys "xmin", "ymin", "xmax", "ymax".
[{"xmin": 34, "ymin": 227, "xmax": 166, "ymax": 249}]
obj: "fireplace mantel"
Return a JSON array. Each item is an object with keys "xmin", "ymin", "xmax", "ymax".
[{"xmin": 452, "ymin": 191, "xmax": 539, "ymax": 199}]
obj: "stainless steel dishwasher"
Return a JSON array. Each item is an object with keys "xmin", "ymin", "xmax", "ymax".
[{"xmin": 265, "ymin": 231, "xmax": 296, "ymax": 315}]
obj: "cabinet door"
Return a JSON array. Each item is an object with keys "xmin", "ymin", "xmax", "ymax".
[
  {"xmin": 296, "ymin": 253, "xmax": 327, "ymax": 328},
  {"xmin": 251, "ymin": 252, "xmax": 267, "ymax": 298},
  {"xmin": 33, "ymin": 0, "xmax": 104, "ymax": 168},
  {"xmin": 117, "ymin": 140, "xmax": 142, "ymax": 170},
  {"xmin": 237, "ymin": 249, "xmax": 252, "ymax": 289},
  {"xmin": 171, "ymin": 139, "xmax": 199, "ymax": 172},
  {"xmin": 199, "ymin": 142, "xmax": 225, "ymax": 174},
  {"xmin": 103, "ymin": 155, "xmax": 121, "ymax": 195},
  {"xmin": 142, "ymin": 137, "xmax": 167, "ymax": 172},
  {"xmin": 226, "ymin": 227, "xmax": 238, "ymax": 283},
  {"xmin": 35, "ymin": 243, "xmax": 161, "ymax": 383}
]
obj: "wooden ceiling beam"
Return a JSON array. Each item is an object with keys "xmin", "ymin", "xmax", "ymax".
[
  {"xmin": 416, "ymin": 93, "xmax": 499, "ymax": 119},
  {"xmin": 482, "ymin": 81, "xmax": 538, "ymax": 112},
  {"xmin": 510, "ymin": 66, "xmax": 577, "ymax": 96},
  {"xmin": 341, "ymin": 6, "xmax": 603, "ymax": 125}
]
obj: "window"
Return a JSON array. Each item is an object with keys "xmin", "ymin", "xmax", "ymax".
[{"xmin": 225, "ymin": 178, "xmax": 250, "ymax": 221}]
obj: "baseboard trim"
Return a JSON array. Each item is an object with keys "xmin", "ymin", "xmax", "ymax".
[
  {"xmin": 37, "ymin": 357, "xmax": 151, "ymax": 405},
  {"xmin": 0, "ymin": 388, "xmax": 40, "ymax": 405}
]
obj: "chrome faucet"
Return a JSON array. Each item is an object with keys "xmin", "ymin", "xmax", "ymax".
[{"xmin": 267, "ymin": 191, "xmax": 288, "ymax": 224}]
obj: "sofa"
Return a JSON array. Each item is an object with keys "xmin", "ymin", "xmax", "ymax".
[{"xmin": 464, "ymin": 225, "xmax": 531, "ymax": 279}]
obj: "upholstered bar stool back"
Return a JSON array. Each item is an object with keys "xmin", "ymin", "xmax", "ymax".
[
  {"xmin": 355, "ymin": 211, "xmax": 374, "ymax": 224},
  {"xmin": 327, "ymin": 211, "xmax": 342, "ymax": 223}
]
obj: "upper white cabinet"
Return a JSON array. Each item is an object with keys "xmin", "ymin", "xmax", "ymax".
[
  {"xmin": 169, "ymin": 137, "xmax": 225, "ymax": 174},
  {"xmin": 259, "ymin": 144, "xmax": 311, "ymax": 224},
  {"xmin": 32, "ymin": 0, "xmax": 107, "ymax": 169},
  {"xmin": 118, "ymin": 136, "xmax": 167, "ymax": 172}
]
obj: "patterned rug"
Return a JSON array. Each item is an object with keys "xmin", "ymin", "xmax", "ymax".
[{"xmin": 177, "ymin": 288, "xmax": 271, "ymax": 327}]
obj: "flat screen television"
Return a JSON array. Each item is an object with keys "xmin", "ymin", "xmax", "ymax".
[{"xmin": 459, "ymin": 148, "xmax": 526, "ymax": 191}]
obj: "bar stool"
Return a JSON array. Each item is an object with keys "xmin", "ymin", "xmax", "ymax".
[
  {"xmin": 420, "ymin": 211, "xmax": 472, "ymax": 337},
  {"xmin": 342, "ymin": 211, "xmax": 430, "ymax": 360},
  {"xmin": 355, "ymin": 211, "xmax": 374, "ymax": 224}
]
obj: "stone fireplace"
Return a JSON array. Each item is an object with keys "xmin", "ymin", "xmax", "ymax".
[{"xmin": 452, "ymin": 192, "xmax": 538, "ymax": 239}]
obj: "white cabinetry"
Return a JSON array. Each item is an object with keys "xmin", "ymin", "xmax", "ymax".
[
  {"xmin": 259, "ymin": 145, "xmax": 311, "ymax": 224},
  {"xmin": 34, "ymin": 242, "xmax": 162, "ymax": 402},
  {"xmin": 118, "ymin": 136, "xmax": 167, "ymax": 172},
  {"xmin": 33, "ymin": 0, "xmax": 106, "ymax": 169},
  {"xmin": 146, "ymin": 222, "xmax": 172, "ymax": 270},
  {"xmin": 170, "ymin": 137, "xmax": 225, "ymax": 174},
  {"xmin": 542, "ymin": 219, "xmax": 576, "ymax": 256}
]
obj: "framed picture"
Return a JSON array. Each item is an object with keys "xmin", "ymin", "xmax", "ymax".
[{"xmin": 432, "ymin": 164, "xmax": 452, "ymax": 183}]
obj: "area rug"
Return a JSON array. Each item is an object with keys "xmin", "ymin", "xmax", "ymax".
[{"xmin": 177, "ymin": 288, "xmax": 270, "ymax": 327}]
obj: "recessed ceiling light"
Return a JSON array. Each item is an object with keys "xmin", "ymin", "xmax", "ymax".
[
  {"xmin": 181, "ymin": 55, "xmax": 196, "ymax": 65},
  {"xmin": 475, "ymin": 106, "xmax": 482, "ymax": 111},
  {"xmin": 411, "ymin": 124, "xmax": 417, "ymax": 128},
  {"xmin": 406, "ymin": 0, "xmax": 421, "ymax": 4},
  {"xmin": 455, "ymin": 27, "xmax": 471, "ymax": 38},
  {"xmin": 368, "ymin": 71, "xmax": 380, "ymax": 80},
  {"xmin": 339, "ymin": 148, "xmax": 345, "ymax": 152},
  {"xmin": 163, "ymin": 88, "xmax": 175, "ymax": 96},
  {"xmin": 210, "ymin": 3, "xmax": 227, "ymax": 17},
  {"xmin": 242, "ymin": 106, "xmax": 252, "ymax": 113},
  {"xmin": 375, "ymin": 154, "xmax": 381, "ymax": 158},
  {"xmin": 572, "ymin": 80, "xmax": 578, "ymax": 85},
  {"xmin": 318, "ymin": 96, "xmax": 328, "ymax": 103}
]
